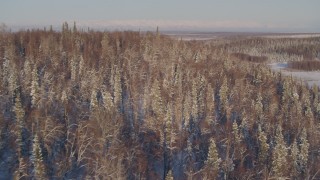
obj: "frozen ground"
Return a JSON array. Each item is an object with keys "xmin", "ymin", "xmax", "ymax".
[
  {"xmin": 164, "ymin": 32, "xmax": 279, "ymax": 40},
  {"xmin": 269, "ymin": 62, "xmax": 320, "ymax": 87},
  {"xmin": 263, "ymin": 34, "xmax": 320, "ymax": 39},
  {"xmin": 165, "ymin": 32, "xmax": 320, "ymax": 41}
]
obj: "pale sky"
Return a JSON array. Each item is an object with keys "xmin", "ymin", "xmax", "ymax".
[{"xmin": 1, "ymin": 0, "xmax": 320, "ymax": 32}]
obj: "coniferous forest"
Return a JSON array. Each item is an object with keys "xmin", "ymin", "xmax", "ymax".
[{"xmin": 1, "ymin": 24, "xmax": 320, "ymax": 179}]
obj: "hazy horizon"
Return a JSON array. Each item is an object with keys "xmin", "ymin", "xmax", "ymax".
[{"xmin": 1, "ymin": 0, "xmax": 320, "ymax": 33}]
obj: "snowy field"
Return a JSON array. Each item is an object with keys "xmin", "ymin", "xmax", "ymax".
[
  {"xmin": 164, "ymin": 32, "xmax": 278, "ymax": 40},
  {"xmin": 263, "ymin": 34, "xmax": 320, "ymax": 39},
  {"xmin": 269, "ymin": 62, "xmax": 320, "ymax": 87},
  {"xmin": 165, "ymin": 32, "xmax": 320, "ymax": 41}
]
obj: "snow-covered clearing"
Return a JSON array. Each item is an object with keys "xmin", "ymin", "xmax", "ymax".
[{"xmin": 269, "ymin": 62, "xmax": 320, "ymax": 87}]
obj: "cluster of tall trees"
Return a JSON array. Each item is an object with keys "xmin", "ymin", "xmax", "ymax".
[{"xmin": 0, "ymin": 24, "xmax": 320, "ymax": 179}]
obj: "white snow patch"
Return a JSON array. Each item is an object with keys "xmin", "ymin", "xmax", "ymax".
[{"xmin": 269, "ymin": 63, "xmax": 320, "ymax": 87}]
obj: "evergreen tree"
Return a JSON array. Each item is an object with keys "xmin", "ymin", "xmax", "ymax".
[
  {"xmin": 32, "ymin": 134, "xmax": 46, "ymax": 179},
  {"xmin": 165, "ymin": 170, "xmax": 174, "ymax": 180},
  {"xmin": 31, "ymin": 67, "xmax": 40, "ymax": 108},
  {"xmin": 114, "ymin": 67, "xmax": 122, "ymax": 107},
  {"xmin": 90, "ymin": 89, "xmax": 98, "ymax": 110},
  {"xmin": 299, "ymin": 128, "xmax": 309, "ymax": 172},
  {"xmin": 219, "ymin": 76, "xmax": 228, "ymax": 110},
  {"xmin": 258, "ymin": 126, "xmax": 269, "ymax": 163},
  {"xmin": 290, "ymin": 139, "xmax": 299, "ymax": 176},
  {"xmin": 271, "ymin": 126, "xmax": 288, "ymax": 177},
  {"xmin": 205, "ymin": 138, "xmax": 221, "ymax": 178},
  {"xmin": 151, "ymin": 79, "xmax": 164, "ymax": 117},
  {"xmin": 13, "ymin": 93, "xmax": 28, "ymax": 179}
]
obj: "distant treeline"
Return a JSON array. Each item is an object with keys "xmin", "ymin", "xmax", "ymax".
[
  {"xmin": 288, "ymin": 60, "xmax": 320, "ymax": 71},
  {"xmin": 231, "ymin": 52, "xmax": 268, "ymax": 63}
]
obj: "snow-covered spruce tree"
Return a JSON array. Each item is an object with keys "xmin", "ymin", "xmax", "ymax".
[
  {"xmin": 219, "ymin": 76, "xmax": 228, "ymax": 111},
  {"xmin": 255, "ymin": 92, "xmax": 264, "ymax": 120},
  {"xmin": 253, "ymin": 68, "xmax": 263, "ymax": 85},
  {"xmin": 193, "ymin": 51, "xmax": 199, "ymax": 63},
  {"xmin": 13, "ymin": 93, "xmax": 28, "ymax": 179},
  {"xmin": 299, "ymin": 128, "xmax": 309, "ymax": 173},
  {"xmin": 32, "ymin": 133, "xmax": 46, "ymax": 179},
  {"xmin": 1, "ymin": 47, "xmax": 15, "ymax": 90},
  {"xmin": 204, "ymin": 83, "xmax": 215, "ymax": 133},
  {"xmin": 165, "ymin": 169, "xmax": 174, "ymax": 180},
  {"xmin": 292, "ymin": 86, "xmax": 304, "ymax": 121},
  {"xmin": 258, "ymin": 126, "xmax": 269, "ymax": 164},
  {"xmin": 183, "ymin": 92, "xmax": 192, "ymax": 128},
  {"xmin": 61, "ymin": 89, "xmax": 68, "ymax": 104},
  {"xmin": 151, "ymin": 79, "xmax": 164, "ymax": 117},
  {"xmin": 191, "ymin": 77, "xmax": 199, "ymax": 119},
  {"xmin": 165, "ymin": 103, "xmax": 173, "ymax": 146},
  {"xmin": 78, "ymin": 55, "xmax": 85, "ymax": 78},
  {"xmin": 70, "ymin": 55, "xmax": 78, "ymax": 82},
  {"xmin": 8, "ymin": 64, "xmax": 19, "ymax": 97},
  {"xmin": 281, "ymin": 78, "xmax": 291, "ymax": 104},
  {"xmin": 101, "ymin": 33, "xmax": 110, "ymax": 59},
  {"xmin": 205, "ymin": 138, "xmax": 221, "ymax": 178},
  {"xmin": 31, "ymin": 67, "xmax": 40, "ymax": 108},
  {"xmin": 39, "ymin": 71, "xmax": 53, "ymax": 108},
  {"xmin": 90, "ymin": 88, "xmax": 98, "ymax": 110},
  {"xmin": 305, "ymin": 106, "xmax": 314, "ymax": 126},
  {"xmin": 312, "ymin": 84, "xmax": 318, "ymax": 111},
  {"xmin": 271, "ymin": 126, "xmax": 288, "ymax": 178},
  {"xmin": 206, "ymin": 83, "xmax": 215, "ymax": 121},
  {"xmin": 290, "ymin": 138, "xmax": 299, "ymax": 176},
  {"xmin": 14, "ymin": 157, "xmax": 28, "ymax": 179},
  {"xmin": 114, "ymin": 67, "xmax": 122, "ymax": 108},
  {"xmin": 301, "ymin": 87, "xmax": 314, "ymax": 127},
  {"xmin": 190, "ymin": 74, "xmax": 206, "ymax": 118},
  {"xmin": 102, "ymin": 90, "xmax": 114, "ymax": 112},
  {"xmin": 316, "ymin": 102, "xmax": 320, "ymax": 119},
  {"xmin": 199, "ymin": 76, "xmax": 206, "ymax": 117},
  {"xmin": 1, "ymin": 56, "xmax": 9, "ymax": 85},
  {"xmin": 171, "ymin": 64, "xmax": 184, "ymax": 128},
  {"xmin": 232, "ymin": 121, "xmax": 241, "ymax": 146},
  {"xmin": 13, "ymin": 93, "xmax": 25, "ymax": 153}
]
